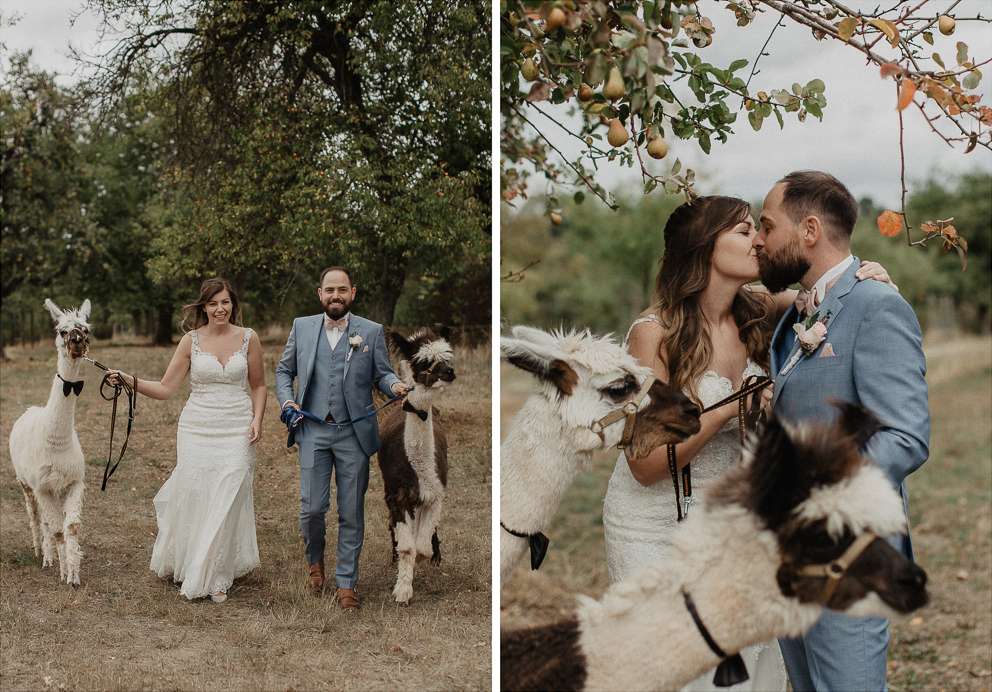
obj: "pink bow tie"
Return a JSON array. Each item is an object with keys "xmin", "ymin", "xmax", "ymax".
[
  {"xmin": 324, "ymin": 316, "xmax": 348, "ymax": 331},
  {"xmin": 795, "ymin": 276, "xmax": 841, "ymax": 316},
  {"xmin": 794, "ymin": 288, "xmax": 819, "ymax": 317}
]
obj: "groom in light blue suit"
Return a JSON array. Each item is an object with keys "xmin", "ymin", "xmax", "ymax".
[
  {"xmin": 276, "ymin": 266, "xmax": 404, "ymax": 608},
  {"xmin": 755, "ymin": 172, "xmax": 929, "ymax": 691}
]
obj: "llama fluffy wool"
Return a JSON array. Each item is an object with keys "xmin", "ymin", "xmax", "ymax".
[
  {"xmin": 502, "ymin": 407, "xmax": 930, "ymax": 692},
  {"xmin": 499, "ymin": 325, "xmax": 700, "ymax": 585},
  {"xmin": 9, "ymin": 299, "xmax": 92, "ymax": 586}
]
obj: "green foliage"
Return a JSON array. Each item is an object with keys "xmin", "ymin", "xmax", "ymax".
[
  {"xmin": 502, "ymin": 190, "xmax": 680, "ymax": 333},
  {"xmin": 90, "ymin": 0, "xmax": 492, "ymax": 326},
  {"xmin": 500, "ymin": 0, "xmax": 991, "ymax": 212},
  {"xmin": 1, "ymin": 54, "xmax": 92, "ymax": 300},
  {"xmin": 504, "ymin": 170, "xmax": 992, "ymax": 335},
  {"xmin": 853, "ymin": 171, "xmax": 992, "ymax": 332}
]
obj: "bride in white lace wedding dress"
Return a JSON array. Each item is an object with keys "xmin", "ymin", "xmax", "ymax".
[
  {"xmin": 108, "ymin": 279, "xmax": 266, "ymax": 602},
  {"xmin": 602, "ymin": 197, "xmax": 788, "ymax": 692},
  {"xmin": 603, "ymin": 319, "xmax": 786, "ymax": 692}
]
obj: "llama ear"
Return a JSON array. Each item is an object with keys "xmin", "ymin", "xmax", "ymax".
[
  {"xmin": 831, "ymin": 401, "xmax": 878, "ymax": 452},
  {"xmin": 500, "ymin": 338, "xmax": 579, "ymax": 396},
  {"xmin": 746, "ymin": 417, "xmax": 805, "ymax": 530},
  {"xmin": 433, "ymin": 323, "xmax": 455, "ymax": 342},
  {"xmin": 78, "ymin": 299, "xmax": 92, "ymax": 321},
  {"xmin": 44, "ymin": 299, "xmax": 64, "ymax": 323},
  {"xmin": 510, "ymin": 325, "xmax": 560, "ymax": 348},
  {"xmin": 385, "ymin": 328, "xmax": 416, "ymax": 363}
]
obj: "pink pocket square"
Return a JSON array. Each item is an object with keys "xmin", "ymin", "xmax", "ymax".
[
  {"xmin": 820, "ymin": 343, "xmax": 835, "ymax": 357},
  {"xmin": 363, "ymin": 345, "xmax": 369, "ymax": 352}
]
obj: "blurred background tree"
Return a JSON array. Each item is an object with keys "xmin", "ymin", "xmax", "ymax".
[
  {"xmin": 1, "ymin": 0, "xmax": 491, "ymax": 356},
  {"xmin": 501, "ymin": 169, "xmax": 991, "ymax": 335}
]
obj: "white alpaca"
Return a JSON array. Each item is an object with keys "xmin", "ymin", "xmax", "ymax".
[
  {"xmin": 501, "ymin": 404, "xmax": 930, "ymax": 691},
  {"xmin": 377, "ymin": 326, "xmax": 456, "ymax": 604},
  {"xmin": 500, "ymin": 326, "xmax": 701, "ymax": 584},
  {"xmin": 9, "ymin": 299, "xmax": 93, "ymax": 586}
]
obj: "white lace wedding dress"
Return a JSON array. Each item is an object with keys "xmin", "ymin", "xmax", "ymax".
[
  {"xmin": 602, "ymin": 316, "xmax": 786, "ymax": 692},
  {"xmin": 149, "ymin": 328, "xmax": 260, "ymax": 599}
]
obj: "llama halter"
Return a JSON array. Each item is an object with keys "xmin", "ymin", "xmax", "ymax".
[
  {"xmin": 589, "ymin": 376, "xmax": 655, "ymax": 449},
  {"xmin": 796, "ymin": 530, "xmax": 879, "ymax": 604}
]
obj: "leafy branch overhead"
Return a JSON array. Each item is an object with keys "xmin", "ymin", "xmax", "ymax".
[{"xmin": 500, "ymin": 0, "xmax": 990, "ymax": 255}]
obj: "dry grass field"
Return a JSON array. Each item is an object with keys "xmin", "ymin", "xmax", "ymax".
[
  {"xmin": 500, "ymin": 334, "xmax": 992, "ymax": 692},
  {"xmin": 1, "ymin": 335, "xmax": 492, "ymax": 691}
]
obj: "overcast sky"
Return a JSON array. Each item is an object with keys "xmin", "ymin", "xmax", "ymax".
[{"xmin": 2, "ymin": 0, "xmax": 990, "ymax": 208}]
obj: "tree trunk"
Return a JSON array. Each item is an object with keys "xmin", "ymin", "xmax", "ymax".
[
  {"xmin": 154, "ymin": 300, "xmax": 174, "ymax": 345},
  {"xmin": 365, "ymin": 252, "xmax": 407, "ymax": 327}
]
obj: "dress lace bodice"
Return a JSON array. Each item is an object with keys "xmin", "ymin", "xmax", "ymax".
[{"xmin": 189, "ymin": 328, "xmax": 252, "ymax": 394}]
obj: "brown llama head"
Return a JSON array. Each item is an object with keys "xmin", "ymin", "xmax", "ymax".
[
  {"xmin": 386, "ymin": 325, "xmax": 456, "ymax": 387},
  {"xmin": 712, "ymin": 402, "xmax": 929, "ymax": 619},
  {"xmin": 44, "ymin": 299, "xmax": 92, "ymax": 361}
]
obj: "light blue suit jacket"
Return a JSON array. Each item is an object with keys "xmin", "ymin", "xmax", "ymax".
[
  {"xmin": 275, "ymin": 313, "xmax": 402, "ymax": 457},
  {"xmin": 770, "ymin": 258, "xmax": 930, "ymax": 559}
]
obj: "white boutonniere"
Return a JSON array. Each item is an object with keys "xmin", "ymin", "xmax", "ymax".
[
  {"xmin": 347, "ymin": 332, "xmax": 362, "ymax": 361},
  {"xmin": 781, "ymin": 311, "xmax": 832, "ymax": 376},
  {"xmin": 793, "ymin": 311, "xmax": 830, "ymax": 356}
]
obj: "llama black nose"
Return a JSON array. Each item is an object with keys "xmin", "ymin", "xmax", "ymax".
[{"xmin": 900, "ymin": 563, "xmax": 927, "ymax": 589}]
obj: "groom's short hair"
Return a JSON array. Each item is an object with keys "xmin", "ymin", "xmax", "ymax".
[
  {"xmin": 778, "ymin": 171, "xmax": 858, "ymax": 246},
  {"xmin": 320, "ymin": 266, "xmax": 356, "ymax": 288}
]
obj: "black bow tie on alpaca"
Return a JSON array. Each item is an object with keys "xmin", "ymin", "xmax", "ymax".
[
  {"xmin": 57, "ymin": 374, "xmax": 84, "ymax": 397},
  {"xmin": 402, "ymin": 400, "xmax": 429, "ymax": 422}
]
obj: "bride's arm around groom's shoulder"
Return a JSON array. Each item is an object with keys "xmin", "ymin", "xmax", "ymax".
[{"xmin": 850, "ymin": 280, "xmax": 929, "ymax": 487}]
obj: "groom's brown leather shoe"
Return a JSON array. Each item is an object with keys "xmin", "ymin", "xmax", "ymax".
[
  {"xmin": 336, "ymin": 587, "xmax": 360, "ymax": 609},
  {"xmin": 308, "ymin": 559, "xmax": 325, "ymax": 594}
]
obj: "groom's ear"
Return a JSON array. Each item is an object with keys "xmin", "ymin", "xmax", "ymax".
[{"xmin": 802, "ymin": 215, "xmax": 823, "ymax": 247}]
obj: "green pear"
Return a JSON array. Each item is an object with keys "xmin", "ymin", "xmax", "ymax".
[
  {"xmin": 647, "ymin": 136, "xmax": 668, "ymax": 160},
  {"xmin": 603, "ymin": 66, "xmax": 625, "ymax": 101},
  {"xmin": 607, "ymin": 118, "xmax": 629, "ymax": 147},
  {"xmin": 521, "ymin": 57, "xmax": 539, "ymax": 81}
]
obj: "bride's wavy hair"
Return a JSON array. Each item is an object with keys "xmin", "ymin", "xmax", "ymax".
[
  {"xmin": 650, "ymin": 196, "xmax": 771, "ymax": 407},
  {"xmin": 180, "ymin": 278, "xmax": 243, "ymax": 332}
]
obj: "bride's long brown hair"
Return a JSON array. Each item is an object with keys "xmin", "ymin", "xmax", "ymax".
[
  {"xmin": 180, "ymin": 278, "xmax": 243, "ymax": 332},
  {"xmin": 650, "ymin": 196, "xmax": 771, "ymax": 407}
]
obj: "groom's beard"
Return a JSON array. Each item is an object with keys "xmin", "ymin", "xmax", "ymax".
[
  {"xmin": 323, "ymin": 297, "xmax": 352, "ymax": 319},
  {"xmin": 757, "ymin": 235, "xmax": 811, "ymax": 294}
]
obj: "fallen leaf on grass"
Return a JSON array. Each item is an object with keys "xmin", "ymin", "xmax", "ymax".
[
  {"xmin": 956, "ymin": 570, "xmax": 969, "ymax": 580},
  {"xmin": 909, "ymin": 616, "xmax": 924, "ymax": 626}
]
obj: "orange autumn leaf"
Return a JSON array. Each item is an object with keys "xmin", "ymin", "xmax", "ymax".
[
  {"xmin": 878, "ymin": 210, "xmax": 902, "ymax": 237},
  {"xmin": 880, "ymin": 62, "xmax": 905, "ymax": 79},
  {"xmin": 920, "ymin": 221, "xmax": 938, "ymax": 234},
  {"xmin": 898, "ymin": 80, "xmax": 917, "ymax": 111}
]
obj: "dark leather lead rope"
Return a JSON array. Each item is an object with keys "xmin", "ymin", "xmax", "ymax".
[
  {"xmin": 683, "ymin": 590, "xmax": 750, "ymax": 687},
  {"xmin": 668, "ymin": 375, "xmax": 771, "ymax": 522},
  {"xmin": 85, "ymin": 357, "xmax": 137, "ymax": 490}
]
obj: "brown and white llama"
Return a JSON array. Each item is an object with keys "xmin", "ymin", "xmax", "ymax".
[
  {"xmin": 377, "ymin": 326, "xmax": 457, "ymax": 604},
  {"xmin": 500, "ymin": 404, "xmax": 930, "ymax": 692},
  {"xmin": 500, "ymin": 326, "xmax": 701, "ymax": 584},
  {"xmin": 9, "ymin": 299, "xmax": 93, "ymax": 586}
]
